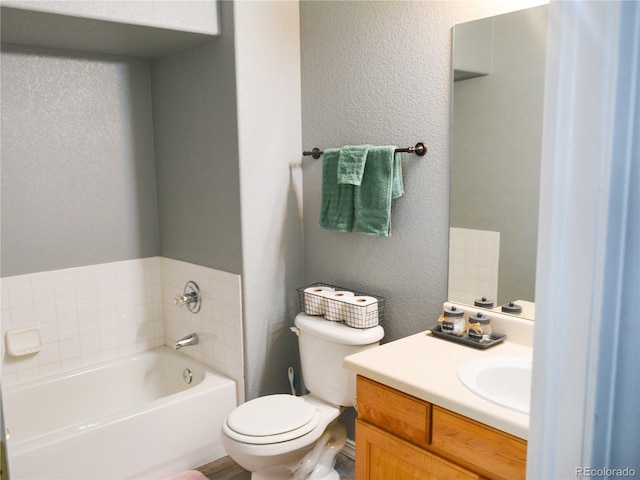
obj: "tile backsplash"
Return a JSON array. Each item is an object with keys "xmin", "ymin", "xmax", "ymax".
[
  {"xmin": 1, "ymin": 257, "xmax": 244, "ymax": 401},
  {"xmin": 448, "ymin": 227, "xmax": 500, "ymax": 306}
]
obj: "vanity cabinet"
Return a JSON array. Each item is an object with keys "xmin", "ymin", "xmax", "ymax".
[{"xmin": 355, "ymin": 376, "xmax": 527, "ymax": 480}]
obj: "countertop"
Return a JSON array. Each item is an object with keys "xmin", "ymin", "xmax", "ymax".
[{"xmin": 344, "ymin": 307, "xmax": 533, "ymax": 440}]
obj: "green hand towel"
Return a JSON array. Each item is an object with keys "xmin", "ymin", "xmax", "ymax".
[
  {"xmin": 319, "ymin": 148, "xmax": 355, "ymax": 232},
  {"xmin": 354, "ymin": 146, "xmax": 404, "ymax": 237},
  {"xmin": 391, "ymin": 151, "xmax": 404, "ymax": 200},
  {"xmin": 337, "ymin": 145, "xmax": 373, "ymax": 185}
]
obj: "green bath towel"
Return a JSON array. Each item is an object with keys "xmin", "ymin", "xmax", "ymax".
[
  {"xmin": 354, "ymin": 146, "xmax": 404, "ymax": 237},
  {"xmin": 337, "ymin": 145, "xmax": 372, "ymax": 185},
  {"xmin": 319, "ymin": 148, "xmax": 355, "ymax": 232}
]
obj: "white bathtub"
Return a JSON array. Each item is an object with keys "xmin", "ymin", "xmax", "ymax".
[{"xmin": 3, "ymin": 346, "xmax": 237, "ymax": 479}]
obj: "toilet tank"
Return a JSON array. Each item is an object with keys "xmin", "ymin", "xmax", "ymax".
[{"xmin": 294, "ymin": 313, "xmax": 384, "ymax": 407}]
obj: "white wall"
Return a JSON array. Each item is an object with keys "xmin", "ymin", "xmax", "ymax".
[{"xmin": 233, "ymin": 0, "xmax": 304, "ymax": 400}]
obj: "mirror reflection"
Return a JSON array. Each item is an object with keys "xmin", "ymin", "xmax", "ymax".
[{"xmin": 449, "ymin": 6, "xmax": 548, "ymax": 320}]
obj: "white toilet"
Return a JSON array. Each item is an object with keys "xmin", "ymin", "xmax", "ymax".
[{"xmin": 221, "ymin": 312, "xmax": 384, "ymax": 480}]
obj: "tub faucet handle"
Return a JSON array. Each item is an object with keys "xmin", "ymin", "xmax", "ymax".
[
  {"xmin": 173, "ymin": 281, "xmax": 201, "ymax": 313},
  {"xmin": 174, "ymin": 293, "xmax": 196, "ymax": 305}
]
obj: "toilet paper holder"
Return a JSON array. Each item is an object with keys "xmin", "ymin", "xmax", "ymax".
[{"xmin": 297, "ymin": 282, "xmax": 386, "ymax": 329}]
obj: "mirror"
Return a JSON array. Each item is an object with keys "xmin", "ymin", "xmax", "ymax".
[{"xmin": 449, "ymin": 5, "xmax": 548, "ymax": 320}]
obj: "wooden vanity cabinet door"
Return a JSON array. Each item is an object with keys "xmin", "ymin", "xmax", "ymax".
[
  {"xmin": 430, "ymin": 406, "xmax": 527, "ymax": 480},
  {"xmin": 356, "ymin": 376, "xmax": 431, "ymax": 449},
  {"xmin": 356, "ymin": 420, "xmax": 481, "ymax": 480}
]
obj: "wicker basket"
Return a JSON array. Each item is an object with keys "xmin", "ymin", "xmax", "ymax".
[{"xmin": 297, "ymin": 283, "xmax": 386, "ymax": 329}]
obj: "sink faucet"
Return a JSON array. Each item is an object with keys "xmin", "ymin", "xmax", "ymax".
[{"xmin": 174, "ymin": 333, "xmax": 199, "ymax": 350}]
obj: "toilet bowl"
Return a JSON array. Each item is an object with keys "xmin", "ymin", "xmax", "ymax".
[
  {"xmin": 221, "ymin": 395, "xmax": 345, "ymax": 480},
  {"xmin": 221, "ymin": 313, "xmax": 384, "ymax": 479}
]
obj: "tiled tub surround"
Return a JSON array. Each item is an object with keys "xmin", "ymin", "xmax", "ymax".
[
  {"xmin": 160, "ymin": 257, "xmax": 244, "ymax": 402},
  {"xmin": 1, "ymin": 258, "xmax": 163, "ymax": 386},
  {"xmin": 1, "ymin": 257, "xmax": 244, "ymax": 401}
]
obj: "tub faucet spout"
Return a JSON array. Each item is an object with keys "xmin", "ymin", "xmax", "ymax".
[{"xmin": 174, "ymin": 333, "xmax": 199, "ymax": 350}]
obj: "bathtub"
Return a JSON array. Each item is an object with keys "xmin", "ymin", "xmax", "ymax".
[{"xmin": 3, "ymin": 346, "xmax": 237, "ymax": 479}]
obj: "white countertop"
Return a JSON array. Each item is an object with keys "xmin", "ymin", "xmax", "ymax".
[{"xmin": 344, "ymin": 308, "xmax": 533, "ymax": 440}]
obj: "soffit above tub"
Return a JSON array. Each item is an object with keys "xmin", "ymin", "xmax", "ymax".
[{"xmin": 1, "ymin": 4, "xmax": 218, "ymax": 59}]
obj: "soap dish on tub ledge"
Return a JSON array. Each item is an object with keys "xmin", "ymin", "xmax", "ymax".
[{"xmin": 297, "ymin": 282, "xmax": 386, "ymax": 329}]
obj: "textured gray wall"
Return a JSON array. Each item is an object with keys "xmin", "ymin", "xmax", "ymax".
[
  {"xmin": 300, "ymin": 0, "xmax": 543, "ymax": 342},
  {"xmin": 1, "ymin": 2, "xmax": 242, "ymax": 278},
  {"xmin": 1, "ymin": 46, "xmax": 159, "ymax": 276},
  {"xmin": 151, "ymin": 1, "xmax": 242, "ymax": 275},
  {"xmin": 451, "ymin": 6, "xmax": 546, "ymax": 304},
  {"xmin": 302, "ymin": 1, "xmax": 451, "ymax": 343},
  {"xmin": 299, "ymin": 0, "xmax": 542, "ymax": 437}
]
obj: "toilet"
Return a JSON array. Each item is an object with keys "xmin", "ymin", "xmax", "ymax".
[{"xmin": 221, "ymin": 312, "xmax": 384, "ymax": 480}]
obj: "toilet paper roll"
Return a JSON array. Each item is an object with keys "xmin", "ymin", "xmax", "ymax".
[
  {"xmin": 303, "ymin": 286, "xmax": 335, "ymax": 315},
  {"xmin": 324, "ymin": 291, "xmax": 355, "ymax": 321},
  {"xmin": 343, "ymin": 296, "xmax": 379, "ymax": 328}
]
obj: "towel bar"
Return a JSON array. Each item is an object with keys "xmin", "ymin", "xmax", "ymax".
[{"xmin": 303, "ymin": 142, "xmax": 427, "ymax": 160}]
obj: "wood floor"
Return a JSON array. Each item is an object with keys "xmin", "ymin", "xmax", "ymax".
[
  {"xmin": 197, "ymin": 456, "xmax": 251, "ymax": 480},
  {"xmin": 198, "ymin": 453, "xmax": 355, "ymax": 480}
]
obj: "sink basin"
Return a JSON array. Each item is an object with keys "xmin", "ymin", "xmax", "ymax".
[{"xmin": 458, "ymin": 357, "xmax": 532, "ymax": 414}]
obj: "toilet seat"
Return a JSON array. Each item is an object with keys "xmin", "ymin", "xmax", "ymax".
[{"xmin": 223, "ymin": 394, "xmax": 321, "ymax": 445}]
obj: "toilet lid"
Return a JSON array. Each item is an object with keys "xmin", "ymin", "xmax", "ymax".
[{"xmin": 226, "ymin": 394, "xmax": 317, "ymax": 437}]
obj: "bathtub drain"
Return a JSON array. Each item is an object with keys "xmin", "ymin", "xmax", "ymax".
[{"xmin": 183, "ymin": 368, "xmax": 193, "ymax": 384}]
